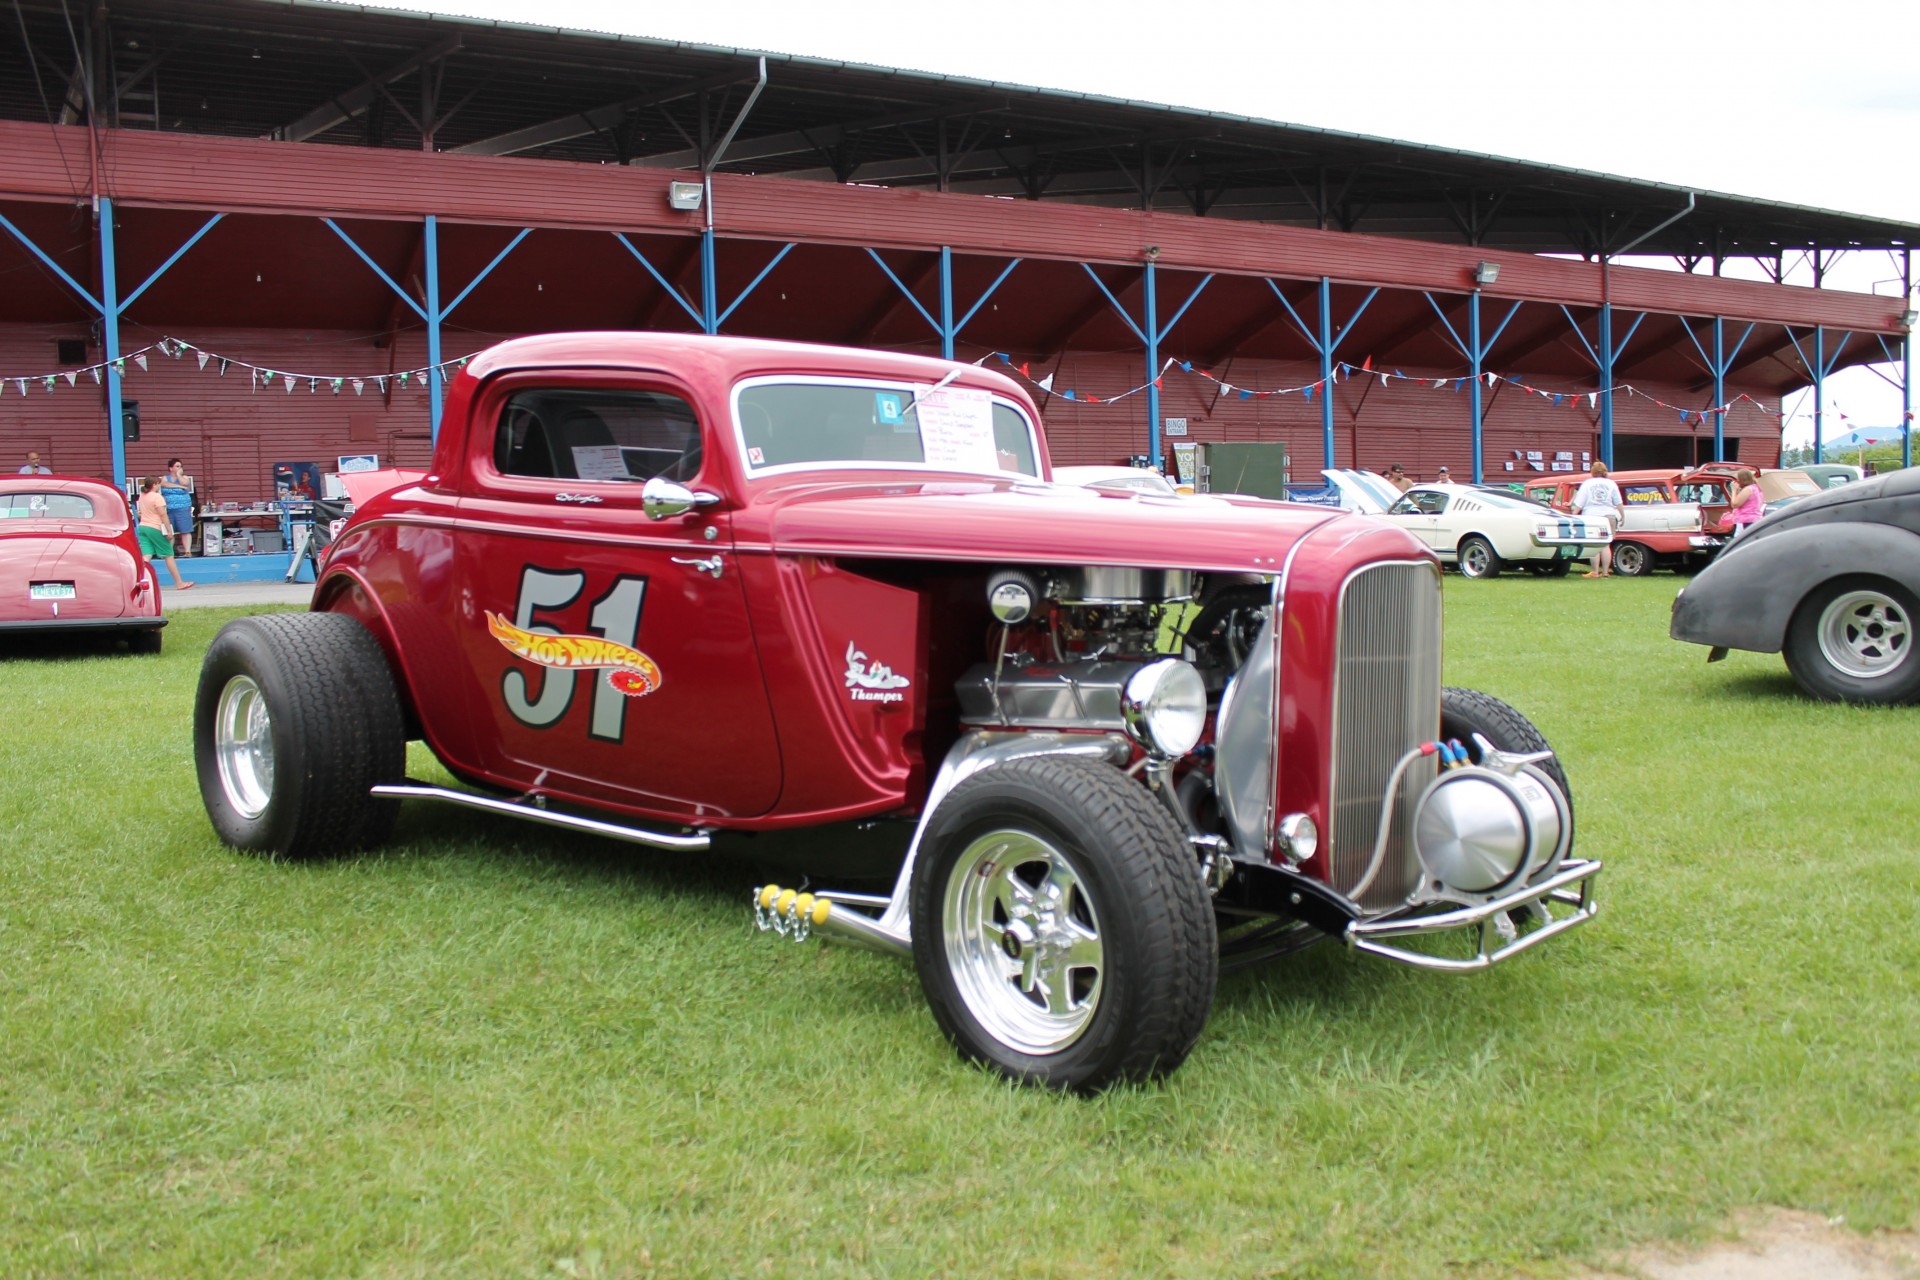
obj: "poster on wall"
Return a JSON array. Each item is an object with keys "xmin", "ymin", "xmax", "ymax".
[
  {"xmin": 336, "ymin": 453, "xmax": 380, "ymax": 474},
  {"xmin": 1170, "ymin": 442, "xmax": 1198, "ymax": 485},
  {"xmin": 272, "ymin": 461, "xmax": 324, "ymax": 501}
]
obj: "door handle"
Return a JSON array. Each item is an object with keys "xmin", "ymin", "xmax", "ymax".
[{"xmin": 671, "ymin": 555, "xmax": 725, "ymax": 579}]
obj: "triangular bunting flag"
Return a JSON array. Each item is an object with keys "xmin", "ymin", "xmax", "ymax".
[
  {"xmin": 351, "ymin": 379, "xmax": 364, "ymax": 395},
  {"xmin": 64, "ymin": 371, "xmax": 77, "ymax": 387},
  {"xmin": 1036, "ymin": 375, "xmax": 1054, "ymax": 391},
  {"xmin": 197, "ymin": 352, "xmax": 210, "ymax": 370},
  {"xmin": 134, "ymin": 354, "xmax": 148, "ymax": 372}
]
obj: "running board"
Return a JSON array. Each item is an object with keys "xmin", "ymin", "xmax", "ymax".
[{"xmin": 370, "ymin": 783, "xmax": 712, "ymax": 851}]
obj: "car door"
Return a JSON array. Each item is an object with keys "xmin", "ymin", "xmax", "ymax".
[
  {"xmin": 1385, "ymin": 490, "xmax": 1451, "ymax": 554},
  {"xmin": 452, "ymin": 373, "xmax": 781, "ymax": 820}
]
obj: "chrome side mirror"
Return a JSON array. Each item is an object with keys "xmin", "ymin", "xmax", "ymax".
[{"xmin": 641, "ymin": 476, "xmax": 721, "ymax": 521}]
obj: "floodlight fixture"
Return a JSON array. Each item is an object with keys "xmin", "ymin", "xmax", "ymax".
[
  {"xmin": 668, "ymin": 181, "xmax": 704, "ymax": 212},
  {"xmin": 1473, "ymin": 261, "xmax": 1501, "ymax": 287}
]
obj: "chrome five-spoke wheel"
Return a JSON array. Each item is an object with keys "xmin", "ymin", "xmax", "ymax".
[
  {"xmin": 1816, "ymin": 588, "xmax": 1911, "ymax": 680},
  {"xmin": 943, "ymin": 830, "xmax": 1104, "ymax": 1055}
]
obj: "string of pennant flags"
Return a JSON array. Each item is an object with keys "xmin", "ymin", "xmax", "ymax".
[
  {"xmin": 3, "ymin": 336, "xmax": 1881, "ymax": 429},
  {"xmin": 0, "ymin": 336, "xmax": 485, "ymax": 399},
  {"xmin": 987, "ymin": 351, "xmax": 1786, "ymax": 425}
]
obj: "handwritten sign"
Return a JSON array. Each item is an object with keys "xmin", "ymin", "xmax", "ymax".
[{"xmin": 913, "ymin": 385, "xmax": 998, "ymax": 473}]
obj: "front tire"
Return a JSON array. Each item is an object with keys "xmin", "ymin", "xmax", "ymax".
[
  {"xmin": 194, "ymin": 612, "xmax": 406, "ymax": 858},
  {"xmin": 1782, "ymin": 578, "xmax": 1920, "ymax": 705},
  {"xmin": 1440, "ymin": 687, "xmax": 1572, "ymax": 826},
  {"xmin": 910, "ymin": 756, "xmax": 1217, "ymax": 1091},
  {"xmin": 1457, "ymin": 535, "xmax": 1503, "ymax": 579},
  {"xmin": 1610, "ymin": 541, "xmax": 1652, "ymax": 577}
]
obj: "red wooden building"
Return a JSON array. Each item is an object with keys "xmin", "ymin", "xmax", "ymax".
[{"xmin": 2, "ymin": 0, "xmax": 1913, "ymax": 506}]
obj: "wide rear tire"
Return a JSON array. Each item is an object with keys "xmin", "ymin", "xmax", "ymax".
[
  {"xmin": 910, "ymin": 756, "xmax": 1217, "ymax": 1092},
  {"xmin": 194, "ymin": 612, "xmax": 405, "ymax": 859}
]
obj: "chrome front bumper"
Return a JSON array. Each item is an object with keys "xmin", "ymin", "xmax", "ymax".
[{"xmin": 1345, "ymin": 857, "xmax": 1601, "ymax": 972}]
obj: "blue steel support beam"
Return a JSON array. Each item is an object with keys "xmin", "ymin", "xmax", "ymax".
[
  {"xmin": 1427, "ymin": 291, "xmax": 1519, "ymax": 482},
  {"xmin": 1784, "ymin": 326, "xmax": 1853, "ymax": 465},
  {"xmin": 1679, "ymin": 316, "xmax": 1753, "ymax": 463},
  {"xmin": 1599, "ymin": 303, "xmax": 1614, "ymax": 467},
  {"xmin": 1079, "ymin": 262, "xmax": 1212, "ymax": 466},
  {"xmin": 1319, "ymin": 279, "xmax": 1335, "ymax": 469},
  {"xmin": 118, "ymin": 214, "xmax": 224, "ymax": 314},
  {"xmin": 425, "ymin": 216, "xmax": 442, "ymax": 440},
  {"xmin": 0, "ymin": 211, "xmax": 104, "ymax": 312},
  {"xmin": 939, "ymin": 248, "xmax": 953, "ymax": 360},
  {"xmin": 713, "ymin": 243, "xmax": 794, "ymax": 330},
  {"xmin": 1145, "ymin": 262, "xmax": 1160, "ymax": 463},
  {"xmin": 954, "ymin": 260, "xmax": 1021, "ymax": 336},
  {"xmin": 701, "ymin": 230, "xmax": 719, "ymax": 335},
  {"xmin": 614, "ymin": 234, "xmax": 704, "ymax": 328},
  {"xmin": 101, "ymin": 199, "xmax": 126, "ymax": 489},
  {"xmin": 1270, "ymin": 280, "xmax": 1378, "ymax": 471}
]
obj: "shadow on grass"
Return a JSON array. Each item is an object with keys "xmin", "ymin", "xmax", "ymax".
[
  {"xmin": 0, "ymin": 630, "xmax": 160, "ymax": 662},
  {"xmin": 1715, "ymin": 667, "xmax": 1813, "ymax": 702}
]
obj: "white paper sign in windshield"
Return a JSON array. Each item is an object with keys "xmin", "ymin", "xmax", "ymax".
[{"xmin": 912, "ymin": 385, "xmax": 998, "ymax": 473}]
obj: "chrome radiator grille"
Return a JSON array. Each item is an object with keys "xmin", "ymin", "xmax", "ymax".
[{"xmin": 1328, "ymin": 561, "xmax": 1443, "ymax": 912}]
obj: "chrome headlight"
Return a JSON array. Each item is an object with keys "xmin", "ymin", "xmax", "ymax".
[{"xmin": 1120, "ymin": 659, "xmax": 1207, "ymax": 759}]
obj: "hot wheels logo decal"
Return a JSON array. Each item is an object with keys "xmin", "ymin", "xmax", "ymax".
[
  {"xmin": 487, "ymin": 610, "xmax": 662, "ymax": 697},
  {"xmin": 844, "ymin": 641, "xmax": 909, "ymax": 704}
]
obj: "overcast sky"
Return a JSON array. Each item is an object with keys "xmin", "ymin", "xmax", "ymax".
[{"xmin": 356, "ymin": 0, "xmax": 1919, "ymax": 443}]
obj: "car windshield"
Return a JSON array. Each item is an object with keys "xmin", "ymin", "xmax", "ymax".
[
  {"xmin": 736, "ymin": 378, "xmax": 1041, "ymax": 478},
  {"xmin": 0, "ymin": 491, "xmax": 98, "ymax": 520}
]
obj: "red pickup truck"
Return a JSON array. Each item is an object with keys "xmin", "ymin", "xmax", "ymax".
[{"xmin": 192, "ymin": 332, "xmax": 1599, "ymax": 1090}]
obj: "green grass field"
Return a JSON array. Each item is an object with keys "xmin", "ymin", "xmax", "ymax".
[{"xmin": 3, "ymin": 578, "xmax": 1916, "ymax": 1278}]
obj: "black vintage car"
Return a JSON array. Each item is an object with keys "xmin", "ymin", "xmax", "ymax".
[{"xmin": 1671, "ymin": 466, "xmax": 1919, "ymax": 704}]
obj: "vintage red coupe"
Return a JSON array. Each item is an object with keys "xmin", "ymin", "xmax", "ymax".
[
  {"xmin": 193, "ymin": 332, "xmax": 1601, "ymax": 1090},
  {"xmin": 0, "ymin": 474, "xmax": 166, "ymax": 651}
]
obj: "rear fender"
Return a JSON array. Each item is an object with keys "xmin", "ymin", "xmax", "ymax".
[{"xmin": 313, "ymin": 566, "xmax": 423, "ymax": 738}]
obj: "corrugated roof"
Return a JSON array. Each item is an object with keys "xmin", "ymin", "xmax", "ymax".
[{"xmin": 4, "ymin": 0, "xmax": 1913, "ymax": 258}]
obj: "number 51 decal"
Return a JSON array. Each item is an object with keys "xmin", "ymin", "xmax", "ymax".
[{"xmin": 487, "ymin": 567, "xmax": 659, "ymax": 743}]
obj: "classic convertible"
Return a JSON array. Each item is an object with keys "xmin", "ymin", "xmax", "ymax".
[{"xmin": 1384, "ymin": 483, "xmax": 1611, "ymax": 578}]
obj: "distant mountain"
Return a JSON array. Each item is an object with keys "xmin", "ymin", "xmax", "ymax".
[{"xmin": 1823, "ymin": 426, "xmax": 1908, "ymax": 451}]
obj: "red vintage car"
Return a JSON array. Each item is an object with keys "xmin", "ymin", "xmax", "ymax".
[
  {"xmin": 192, "ymin": 332, "xmax": 1601, "ymax": 1090},
  {"xmin": 0, "ymin": 475, "xmax": 166, "ymax": 651}
]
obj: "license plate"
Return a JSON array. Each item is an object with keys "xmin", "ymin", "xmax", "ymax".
[{"xmin": 30, "ymin": 582, "xmax": 76, "ymax": 600}]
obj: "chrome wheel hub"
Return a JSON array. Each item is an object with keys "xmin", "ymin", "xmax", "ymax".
[
  {"xmin": 214, "ymin": 674, "xmax": 275, "ymax": 819},
  {"xmin": 943, "ymin": 830, "xmax": 1104, "ymax": 1054},
  {"xmin": 1817, "ymin": 590, "xmax": 1911, "ymax": 680}
]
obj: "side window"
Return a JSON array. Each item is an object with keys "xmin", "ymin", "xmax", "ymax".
[
  {"xmin": 991, "ymin": 404, "xmax": 1038, "ymax": 474},
  {"xmin": 1526, "ymin": 486, "xmax": 1556, "ymax": 505},
  {"xmin": 494, "ymin": 388, "xmax": 701, "ymax": 484}
]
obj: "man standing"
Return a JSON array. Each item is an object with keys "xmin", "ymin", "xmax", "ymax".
[
  {"xmin": 1571, "ymin": 461, "xmax": 1624, "ymax": 577},
  {"xmin": 1387, "ymin": 463, "xmax": 1414, "ymax": 493},
  {"xmin": 1436, "ymin": 466, "xmax": 1453, "ymax": 484},
  {"xmin": 18, "ymin": 449, "xmax": 51, "ymax": 474}
]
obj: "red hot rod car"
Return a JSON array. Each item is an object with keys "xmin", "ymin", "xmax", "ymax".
[{"xmin": 193, "ymin": 332, "xmax": 1600, "ymax": 1090}]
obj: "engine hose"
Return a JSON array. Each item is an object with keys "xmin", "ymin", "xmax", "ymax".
[{"xmin": 1345, "ymin": 742, "xmax": 1439, "ymax": 901}]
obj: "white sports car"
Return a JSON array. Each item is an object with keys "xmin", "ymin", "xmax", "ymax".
[{"xmin": 1384, "ymin": 483, "xmax": 1612, "ymax": 578}]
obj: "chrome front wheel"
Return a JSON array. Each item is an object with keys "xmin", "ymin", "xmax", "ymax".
[
  {"xmin": 213, "ymin": 674, "xmax": 275, "ymax": 820},
  {"xmin": 910, "ymin": 755, "xmax": 1217, "ymax": 1091},
  {"xmin": 943, "ymin": 830, "xmax": 1105, "ymax": 1055}
]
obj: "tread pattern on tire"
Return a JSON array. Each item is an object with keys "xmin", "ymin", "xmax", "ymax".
[
  {"xmin": 195, "ymin": 612, "xmax": 405, "ymax": 858},
  {"xmin": 911, "ymin": 755, "xmax": 1218, "ymax": 1091},
  {"xmin": 1439, "ymin": 686, "xmax": 1572, "ymax": 826}
]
